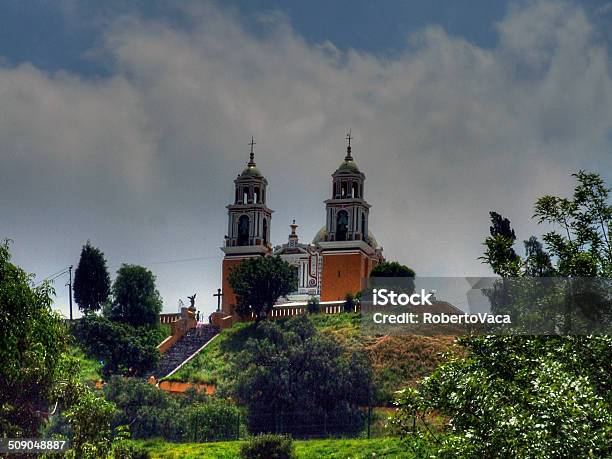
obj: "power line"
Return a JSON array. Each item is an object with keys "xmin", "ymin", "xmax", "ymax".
[{"xmin": 37, "ymin": 254, "xmax": 223, "ymax": 286}]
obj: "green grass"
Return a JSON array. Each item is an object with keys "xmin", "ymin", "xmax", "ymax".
[
  {"xmin": 68, "ymin": 345, "xmax": 102, "ymax": 382},
  {"xmin": 137, "ymin": 437, "xmax": 417, "ymax": 459}
]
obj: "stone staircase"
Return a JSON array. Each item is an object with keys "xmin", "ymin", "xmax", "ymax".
[{"xmin": 149, "ymin": 324, "xmax": 219, "ymax": 380}]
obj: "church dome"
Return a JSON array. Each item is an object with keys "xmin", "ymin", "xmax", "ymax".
[
  {"xmin": 336, "ymin": 159, "xmax": 360, "ymax": 173},
  {"xmin": 240, "ymin": 164, "xmax": 262, "ymax": 177},
  {"xmin": 312, "ymin": 225, "xmax": 378, "ymax": 249}
]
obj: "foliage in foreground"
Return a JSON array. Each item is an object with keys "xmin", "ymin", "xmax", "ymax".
[
  {"xmin": 392, "ymin": 335, "xmax": 612, "ymax": 458},
  {"xmin": 240, "ymin": 434, "xmax": 295, "ymax": 459},
  {"xmin": 0, "ymin": 240, "xmax": 68, "ymax": 437},
  {"xmin": 394, "ymin": 172, "xmax": 612, "ymax": 458}
]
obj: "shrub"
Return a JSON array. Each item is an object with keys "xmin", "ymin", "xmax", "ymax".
[
  {"xmin": 184, "ymin": 400, "xmax": 241, "ymax": 442},
  {"xmin": 112, "ymin": 441, "xmax": 150, "ymax": 459},
  {"xmin": 104, "ymin": 377, "xmax": 242, "ymax": 442},
  {"xmin": 306, "ymin": 296, "xmax": 320, "ymax": 314},
  {"xmin": 232, "ymin": 316, "xmax": 372, "ymax": 437},
  {"xmin": 240, "ymin": 434, "xmax": 295, "ymax": 459},
  {"xmin": 72, "ymin": 315, "xmax": 160, "ymax": 377},
  {"xmin": 343, "ymin": 293, "xmax": 356, "ymax": 312}
]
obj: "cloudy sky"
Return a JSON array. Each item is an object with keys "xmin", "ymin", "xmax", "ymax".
[{"xmin": 2, "ymin": 0, "xmax": 612, "ymax": 318}]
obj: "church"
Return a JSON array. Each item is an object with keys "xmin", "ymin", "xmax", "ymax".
[{"xmin": 218, "ymin": 134, "xmax": 384, "ymax": 322}]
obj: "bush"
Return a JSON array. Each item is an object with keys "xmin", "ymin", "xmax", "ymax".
[
  {"xmin": 306, "ymin": 296, "xmax": 320, "ymax": 314},
  {"xmin": 240, "ymin": 434, "xmax": 295, "ymax": 459},
  {"xmin": 343, "ymin": 293, "xmax": 356, "ymax": 312},
  {"xmin": 185, "ymin": 399, "xmax": 241, "ymax": 442},
  {"xmin": 232, "ymin": 316, "xmax": 372, "ymax": 437},
  {"xmin": 111, "ymin": 441, "xmax": 150, "ymax": 459},
  {"xmin": 72, "ymin": 315, "xmax": 160, "ymax": 377},
  {"xmin": 392, "ymin": 335, "xmax": 612, "ymax": 458},
  {"xmin": 104, "ymin": 377, "xmax": 242, "ymax": 442}
]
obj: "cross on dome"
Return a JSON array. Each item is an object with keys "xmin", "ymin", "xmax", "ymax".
[
  {"xmin": 248, "ymin": 136, "xmax": 257, "ymax": 166},
  {"xmin": 345, "ymin": 129, "xmax": 354, "ymax": 161}
]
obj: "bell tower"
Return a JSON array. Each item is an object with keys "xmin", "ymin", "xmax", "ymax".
[
  {"xmin": 220, "ymin": 137, "xmax": 273, "ymax": 319},
  {"xmin": 324, "ymin": 130, "xmax": 371, "ymax": 243},
  {"xmin": 318, "ymin": 131, "xmax": 381, "ymax": 301}
]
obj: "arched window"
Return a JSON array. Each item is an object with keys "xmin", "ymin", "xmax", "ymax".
[
  {"xmin": 336, "ymin": 210, "xmax": 348, "ymax": 241},
  {"xmin": 243, "ymin": 189, "xmax": 248, "ymax": 204},
  {"xmin": 262, "ymin": 218, "xmax": 268, "ymax": 244},
  {"xmin": 238, "ymin": 215, "xmax": 250, "ymax": 246},
  {"xmin": 235, "ymin": 187, "xmax": 240, "ymax": 203},
  {"xmin": 341, "ymin": 182, "xmax": 348, "ymax": 198},
  {"xmin": 353, "ymin": 182, "xmax": 359, "ymax": 198},
  {"xmin": 361, "ymin": 212, "xmax": 367, "ymax": 239},
  {"xmin": 254, "ymin": 187, "xmax": 260, "ymax": 203}
]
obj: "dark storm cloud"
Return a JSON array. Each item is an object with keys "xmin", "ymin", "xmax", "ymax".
[{"xmin": 1, "ymin": 1, "xmax": 611, "ymax": 317}]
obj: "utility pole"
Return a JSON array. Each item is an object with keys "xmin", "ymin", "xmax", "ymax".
[{"xmin": 68, "ymin": 265, "xmax": 73, "ymax": 321}]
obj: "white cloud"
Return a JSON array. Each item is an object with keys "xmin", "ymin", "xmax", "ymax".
[{"xmin": 1, "ymin": 0, "xmax": 611, "ymax": 317}]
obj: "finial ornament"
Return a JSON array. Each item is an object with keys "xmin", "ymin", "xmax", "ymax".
[
  {"xmin": 345, "ymin": 129, "xmax": 353, "ymax": 161},
  {"xmin": 248, "ymin": 136, "xmax": 256, "ymax": 166}
]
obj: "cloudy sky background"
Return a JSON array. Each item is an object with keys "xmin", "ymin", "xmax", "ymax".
[{"xmin": 1, "ymin": 0, "xmax": 612, "ymax": 318}]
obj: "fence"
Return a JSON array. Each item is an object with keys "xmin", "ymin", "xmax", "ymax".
[
  {"xmin": 244, "ymin": 300, "xmax": 360, "ymax": 321},
  {"xmin": 122, "ymin": 406, "xmax": 382, "ymax": 443}
]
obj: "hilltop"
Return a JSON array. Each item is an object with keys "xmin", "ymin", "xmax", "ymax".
[{"xmin": 168, "ymin": 313, "xmax": 459, "ymax": 403}]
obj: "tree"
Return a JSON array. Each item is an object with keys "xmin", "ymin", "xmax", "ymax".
[
  {"xmin": 393, "ymin": 171, "xmax": 612, "ymax": 457},
  {"xmin": 48, "ymin": 354, "xmax": 133, "ymax": 459},
  {"xmin": 107, "ymin": 264, "xmax": 163, "ymax": 327},
  {"xmin": 370, "ymin": 261, "xmax": 416, "ymax": 278},
  {"xmin": 480, "ymin": 211, "xmax": 522, "ymax": 276},
  {"xmin": 73, "ymin": 241, "xmax": 111, "ymax": 314},
  {"xmin": 232, "ymin": 316, "xmax": 372, "ymax": 437},
  {"xmin": 534, "ymin": 170, "xmax": 612, "ymax": 277},
  {"xmin": 72, "ymin": 315, "xmax": 160, "ymax": 377},
  {"xmin": 370, "ymin": 261, "xmax": 416, "ymax": 295},
  {"xmin": 0, "ymin": 240, "xmax": 68, "ymax": 437},
  {"xmin": 229, "ymin": 256, "xmax": 298, "ymax": 321}
]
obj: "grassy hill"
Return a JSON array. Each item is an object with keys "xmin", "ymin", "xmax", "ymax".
[{"xmin": 168, "ymin": 313, "xmax": 459, "ymax": 402}]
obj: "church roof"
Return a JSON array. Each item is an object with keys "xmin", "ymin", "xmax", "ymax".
[
  {"xmin": 312, "ymin": 225, "xmax": 378, "ymax": 249},
  {"xmin": 336, "ymin": 158, "xmax": 360, "ymax": 173},
  {"xmin": 240, "ymin": 164, "xmax": 263, "ymax": 177}
]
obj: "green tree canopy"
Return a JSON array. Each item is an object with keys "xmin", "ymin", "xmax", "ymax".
[
  {"xmin": 106, "ymin": 264, "xmax": 162, "ymax": 327},
  {"xmin": 393, "ymin": 171, "xmax": 612, "ymax": 457},
  {"xmin": 232, "ymin": 316, "xmax": 372, "ymax": 437},
  {"xmin": 229, "ymin": 256, "xmax": 297, "ymax": 320},
  {"xmin": 0, "ymin": 240, "xmax": 68, "ymax": 436},
  {"xmin": 370, "ymin": 261, "xmax": 416, "ymax": 278},
  {"xmin": 73, "ymin": 241, "xmax": 111, "ymax": 314}
]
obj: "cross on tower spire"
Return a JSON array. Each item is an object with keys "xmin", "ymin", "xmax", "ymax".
[
  {"xmin": 248, "ymin": 136, "xmax": 256, "ymax": 166},
  {"xmin": 345, "ymin": 129, "xmax": 353, "ymax": 161}
]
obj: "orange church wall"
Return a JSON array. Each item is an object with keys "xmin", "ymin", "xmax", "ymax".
[
  {"xmin": 221, "ymin": 258, "xmax": 244, "ymax": 316},
  {"xmin": 321, "ymin": 252, "xmax": 369, "ymax": 301}
]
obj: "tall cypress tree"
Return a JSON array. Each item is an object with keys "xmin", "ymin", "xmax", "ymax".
[{"xmin": 73, "ymin": 241, "xmax": 111, "ymax": 314}]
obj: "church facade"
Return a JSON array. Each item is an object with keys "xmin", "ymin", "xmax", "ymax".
[{"xmin": 219, "ymin": 135, "xmax": 384, "ymax": 321}]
